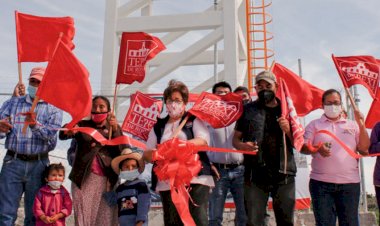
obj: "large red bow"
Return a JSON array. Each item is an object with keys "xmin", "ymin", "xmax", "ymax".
[{"xmin": 152, "ymin": 138, "xmax": 201, "ymax": 226}]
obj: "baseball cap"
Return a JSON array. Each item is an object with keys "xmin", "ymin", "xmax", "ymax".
[
  {"xmin": 29, "ymin": 67, "xmax": 46, "ymax": 82},
  {"xmin": 255, "ymin": 70, "xmax": 276, "ymax": 84}
]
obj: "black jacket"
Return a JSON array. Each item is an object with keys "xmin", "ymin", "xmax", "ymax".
[
  {"xmin": 59, "ymin": 120, "xmax": 124, "ymax": 189},
  {"xmin": 237, "ymin": 99, "xmax": 297, "ymax": 184}
]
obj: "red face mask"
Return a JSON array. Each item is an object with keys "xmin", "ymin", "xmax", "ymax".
[{"xmin": 91, "ymin": 112, "xmax": 108, "ymax": 123}]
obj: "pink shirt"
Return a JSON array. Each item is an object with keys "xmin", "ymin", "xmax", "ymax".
[
  {"xmin": 33, "ymin": 185, "xmax": 73, "ymax": 226},
  {"xmin": 304, "ymin": 115, "xmax": 360, "ymax": 184}
]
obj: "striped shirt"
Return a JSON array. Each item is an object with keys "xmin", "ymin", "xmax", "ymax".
[{"xmin": 0, "ymin": 95, "xmax": 63, "ymax": 154}]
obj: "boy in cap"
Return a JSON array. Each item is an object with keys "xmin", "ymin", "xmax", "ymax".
[
  {"xmin": 0, "ymin": 67, "xmax": 63, "ymax": 226},
  {"xmin": 111, "ymin": 148, "xmax": 150, "ymax": 226}
]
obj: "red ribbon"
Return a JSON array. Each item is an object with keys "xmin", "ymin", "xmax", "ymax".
[
  {"xmin": 64, "ymin": 127, "xmax": 148, "ymax": 150},
  {"xmin": 153, "ymin": 138, "xmax": 201, "ymax": 226},
  {"xmin": 307, "ymin": 130, "xmax": 380, "ymax": 158}
]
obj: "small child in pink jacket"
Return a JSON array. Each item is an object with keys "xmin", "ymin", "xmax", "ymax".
[{"xmin": 33, "ymin": 163, "xmax": 72, "ymax": 226}]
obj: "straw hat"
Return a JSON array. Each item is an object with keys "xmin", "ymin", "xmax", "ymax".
[{"xmin": 111, "ymin": 148, "xmax": 145, "ymax": 174}]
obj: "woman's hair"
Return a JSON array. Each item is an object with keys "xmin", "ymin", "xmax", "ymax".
[
  {"xmin": 163, "ymin": 80, "xmax": 189, "ymax": 104},
  {"xmin": 92, "ymin": 96, "xmax": 111, "ymax": 111},
  {"xmin": 322, "ymin": 89, "xmax": 342, "ymax": 104},
  {"xmin": 43, "ymin": 163, "xmax": 65, "ymax": 183}
]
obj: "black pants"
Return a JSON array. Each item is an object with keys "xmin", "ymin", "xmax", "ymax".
[
  {"xmin": 245, "ymin": 181, "xmax": 295, "ymax": 226},
  {"xmin": 160, "ymin": 184, "xmax": 210, "ymax": 226}
]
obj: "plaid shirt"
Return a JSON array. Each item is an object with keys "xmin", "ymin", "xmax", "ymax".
[{"xmin": 0, "ymin": 95, "xmax": 63, "ymax": 155}]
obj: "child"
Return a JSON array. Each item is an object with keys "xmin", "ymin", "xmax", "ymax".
[
  {"xmin": 33, "ymin": 163, "xmax": 72, "ymax": 226},
  {"xmin": 111, "ymin": 148, "xmax": 150, "ymax": 226}
]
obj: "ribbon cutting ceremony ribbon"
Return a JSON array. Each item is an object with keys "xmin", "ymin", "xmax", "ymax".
[{"xmin": 308, "ymin": 130, "xmax": 380, "ymax": 158}]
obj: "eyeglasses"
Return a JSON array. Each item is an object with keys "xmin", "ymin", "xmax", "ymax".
[{"xmin": 166, "ymin": 99, "xmax": 183, "ymax": 104}]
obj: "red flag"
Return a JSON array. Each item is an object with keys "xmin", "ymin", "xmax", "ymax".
[
  {"xmin": 122, "ymin": 92, "xmax": 163, "ymax": 141},
  {"xmin": 36, "ymin": 39, "xmax": 91, "ymax": 128},
  {"xmin": 272, "ymin": 63, "xmax": 324, "ymax": 116},
  {"xmin": 365, "ymin": 84, "xmax": 380, "ymax": 128},
  {"xmin": 277, "ymin": 78, "xmax": 304, "ymax": 151},
  {"xmin": 332, "ymin": 54, "xmax": 380, "ymax": 98},
  {"xmin": 15, "ymin": 11, "xmax": 75, "ymax": 62},
  {"xmin": 116, "ymin": 32, "xmax": 166, "ymax": 84},
  {"xmin": 189, "ymin": 92, "xmax": 243, "ymax": 128}
]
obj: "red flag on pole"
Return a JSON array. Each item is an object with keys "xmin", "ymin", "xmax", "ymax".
[
  {"xmin": 332, "ymin": 54, "xmax": 380, "ymax": 98},
  {"xmin": 36, "ymin": 39, "xmax": 91, "ymax": 128},
  {"xmin": 189, "ymin": 92, "xmax": 243, "ymax": 128},
  {"xmin": 276, "ymin": 78, "xmax": 304, "ymax": 151},
  {"xmin": 365, "ymin": 92, "xmax": 380, "ymax": 129},
  {"xmin": 122, "ymin": 92, "xmax": 163, "ymax": 141},
  {"xmin": 272, "ymin": 62, "xmax": 324, "ymax": 116},
  {"xmin": 116, "ymin": 32, "xmax": 166, "ymax": 84},
  {"xmin": 15, "ymin": 11, "xmax": 75, "ymax": 62}
]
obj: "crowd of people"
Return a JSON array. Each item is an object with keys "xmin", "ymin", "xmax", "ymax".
[{"xmin": 0, "ymin": 67, "xmax": 376, "ymax": 226}]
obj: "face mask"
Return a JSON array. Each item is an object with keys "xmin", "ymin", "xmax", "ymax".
[
  {"xmin": 48, "ymin": 180, "xmax": 63, "ymax": 190},
  {"xmin": 166, "ymin": 102, "xmax": 185, "ymax": 118},
  {"xmin": 324, "ymin": 105, "xmax": 342, "ymax": 119},
  {"xmin": 258, "ymin": 90, "xmax": 275, "ymax": 104},
  {"xmin": 28, "ymin": 85, "xmax": 37, "ymax": 99},
  {"xmin": 119, "ymin": 169, "xmax": 140, "ymax": 181},
  {"xmin": 91, "ymin": 112, "xmax": 108, "ymax": 123},
  {"xmin": 243, "ymin": 99, "xmax": 250, "ymax": 105}
]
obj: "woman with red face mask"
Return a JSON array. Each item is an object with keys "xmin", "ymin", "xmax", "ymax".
[{"xmin": 59, "ymin": 96, "xmax": 124, "ymax": 226}]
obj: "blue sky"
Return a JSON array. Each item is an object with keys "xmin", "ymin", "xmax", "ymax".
[{"xmin": 1, "ymin": 0, "xmax": 380, "ymax": 193}]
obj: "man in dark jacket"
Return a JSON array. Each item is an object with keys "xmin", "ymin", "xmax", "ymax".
[{"xmin": 233, "ymin": 70, "xmax": 296, "ymax": 226}]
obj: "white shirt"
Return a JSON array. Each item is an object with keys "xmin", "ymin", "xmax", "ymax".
[{"xmin": 146, "ymin": 118, "xmax": 214, "ymax": 191}]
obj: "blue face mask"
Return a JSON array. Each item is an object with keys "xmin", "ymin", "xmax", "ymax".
[
  {"xmin": 119, "ymin": 169, "xmax": 140, "ymax": 181},
  {"xmin": 28, "ymin": 85, "xmax": 37, "ymax": 99}
]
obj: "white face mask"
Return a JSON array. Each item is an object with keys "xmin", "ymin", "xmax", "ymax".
[
  {"xmin": 119, "ymin": 169, "xmax": 140, "ymax": 181},
  {"xmin": 324, "ymin": 105, "xmax": 342, "ymax": 119},
  {"xmin": 166, "ymin": 102, "xmax": 184, "ymax": 118},
  {"xmin": 48, "ymin": 181, "xmax": 63, "ymax": 190}
]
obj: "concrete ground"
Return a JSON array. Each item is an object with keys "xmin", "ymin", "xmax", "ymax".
[{"xmin": 15, "ymin": 201, "xmax": 377, "ymax": 226}]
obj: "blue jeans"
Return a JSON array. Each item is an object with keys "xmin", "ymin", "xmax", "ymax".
[
  {"xmin": 209, "ymin": 165, "xmax": 246, "ymax": 226},
  {"xmin": 309, "ymin": 179, "xmax": 360, "ymax": 226},
  {"xmin": 0, "ymin": 155, "xmax": 48, "ymax": 226},
  {"xmin": 245, "ymin": 180, "xmax": 295, "ymax": 226}
]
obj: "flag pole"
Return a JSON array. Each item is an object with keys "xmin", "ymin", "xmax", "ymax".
[
  {"xmin": 15, "ymin": 11, "xmax": 23, "ymax": 83},
  {"xmin": 22, "ymin": 96, "xmax": 40, "ymax": 134},
  {"xmin": 108, "ymin": 84, "xmax": 118, "ymax": 139},
  {"xmin": 344, "ymin": 87, "xmax": 365, "ymax": 125},
  {"xmin": 17, "ymin": 63, "xmax": 22, "ymax": 84},
  {"xmin": 170, "ymin": 115, "xmax": 189, "ymax": 139}
]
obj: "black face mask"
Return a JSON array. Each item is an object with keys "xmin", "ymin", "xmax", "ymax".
[
  {"xmin": 242, "ymin": 99, "xmax": 250, "ymax": 105},
  {"xmin": 258, "ymin": 90, "xmax": 275, "ymax": 104}
]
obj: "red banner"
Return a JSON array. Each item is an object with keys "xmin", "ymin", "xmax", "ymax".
[
  {"xmin": 36, "ymin": 39, "xmax": 91, "ymax": 129},
  {"xmin": 122, "ymin": 92, "xmax": 162, "ymax": 141},
  {"xmin": 116, "ymin": 32, "xmax": 166, "ymax": 84},
  {"xmin": 272, "ymin": 62, "xmax": 324, "ymax": 116},
  {"xmin": 332, "ymin": 54, "xmax": 380, "ymax": 98},
  {"xmin": 189, "ymin": 92, "xmax": 243, "ymax": 129},
  {"xmin": 277, "ymin": 78, "xmax": 304, "ymax": 151},
  {"xmin": 15, "ymin": 11, "xmax": 75, "ymax": 62},
  {"xmin": 365, "ymin": 86, "xmax": 380, "ymax": 128}
]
